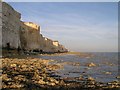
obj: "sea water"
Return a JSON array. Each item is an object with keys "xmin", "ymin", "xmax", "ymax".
[{"xmin": 38, "ymin": 52, "xmax": 118, "ymax": 83}]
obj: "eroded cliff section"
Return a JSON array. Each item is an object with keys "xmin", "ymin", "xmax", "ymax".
[{"xmin": 1, "ymin": 2, "xmax": 68, "ymax": 53}]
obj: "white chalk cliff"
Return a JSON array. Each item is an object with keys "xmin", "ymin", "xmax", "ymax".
[{"xmin": 1, "ymin": 2, "xmax": 68, "ymax": 53}]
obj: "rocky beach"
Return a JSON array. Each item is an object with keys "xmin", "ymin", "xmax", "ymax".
[
  {"xmin": 0, "ymin": 2, "xmax": 119, "ymax": 90},
  {"xmin": 1, "ymin": 52, "xmax": 120, "ymax": 90}
]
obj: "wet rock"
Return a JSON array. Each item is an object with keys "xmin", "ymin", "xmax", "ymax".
[
  {"xmin": 21, "ymin": 65, "xmax": 27, "ymax": 68},
  {"xmin": 48, "ymin": 82, "xmax": 56, "ymax": 86},
  {"xmin": 87, "ymin": 62, "xmax": 96, "ymax": 67},
  {"xmin": 1, "ymin": 57, "xmax": 120, "ymax": 89},
  {"xmin": 48, "ymin": 64, "xmax": 62, "ymax": 70},
  {"xmin": 107, "ymin": 82, "xmax": 119, "ymax": 88},
  {"xmin": 37, "ymin": 80, "xmax": 46, "ymax": 85},
  {"xmin": 116, "ymin": 76, "xmax": 120, "ymax": 79},
  {"xmin": 13, "ymin": 75, "xmax": 26, "ymax": 81},
  {"xmin": 9, "ymin": 83, "xmax": 24, "ymax": 88},
  {"xmin": 47, "ymin": 77, "xmax": 57, "ymax": 83},
  {"xmin": 79, "ymin": 75, "xmax": 84, "ymax": 80},
  {"xmin": 64, "ymin": 62, "xmax": 80, "ymax": 66},
  {"xmin": 2, "ymin": 74, "xmax": 11, "ymax": 81},
  {"xmin": 105, "ymin": 72, "xmax": 112, "ymax": 75},
  {"xmin": 59, "ymin": 79, "xmax": 65, "ymax": 85},
  {"xmin": 87, "ymin": 76, "xmax": 95, "ymax": 81}
]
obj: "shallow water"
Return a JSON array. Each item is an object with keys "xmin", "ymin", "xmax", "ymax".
[{"xmin": 38, "ymin": 52, "xmax": 118, "ymax": 83}]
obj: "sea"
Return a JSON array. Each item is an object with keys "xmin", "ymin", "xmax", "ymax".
[{"xmin": 37, "ymin": 52, "xmax": 119, "ymax": 83}]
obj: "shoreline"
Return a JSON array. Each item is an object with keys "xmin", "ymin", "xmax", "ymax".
[{"xmin": 1, "ymin": 55, "xmax": 120, "ymax": 90}]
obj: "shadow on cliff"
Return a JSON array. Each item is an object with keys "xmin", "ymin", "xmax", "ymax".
[
  {"xmin": 2, "ymin": 48, "xmax": 68, "ymax": 59},
  {"xmin": 2, "ymin": 48, "xmax": 29, "ymax": 59}
]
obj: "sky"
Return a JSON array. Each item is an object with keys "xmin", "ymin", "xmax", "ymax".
[
  {"xmin": 7, "ymin": 2, "xmax": 118, "ymax": 52},
  {"xmin": 3, "ymin": 0, "xmax": 120, "ymax": 2}
]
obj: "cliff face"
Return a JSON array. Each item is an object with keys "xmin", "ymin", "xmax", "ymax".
[
  {"xmin": 41, "ymin": 38, "xmax": 67, "ymax": 52},
  {"xmin": 0, "ymin": 2, "xmax": 2, "ymax": 48},
  {"xmin": 42, "ymin": 38, "xmax": 58, "ymax": 52},
  {"xmin": 20, "ymin": 22, "xmax": 68, "ymax": 52},
  {"xmin": 2, "ymin": 2, "xmax": 68, "ymax": 53},
  {"xmin": 20, "ymin": 22, "xmax": 41, "ymax": 50},
  {"xmin": 2, "ymin": 2, "xmax": 21, "ymax": 49}
]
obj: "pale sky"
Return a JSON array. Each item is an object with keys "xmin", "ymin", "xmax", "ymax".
[
  {"xmin": 3, "ymin": 0, "xmax": 120, "ymax": 2},
  {"xmin": 7, "ymin": 2, "xmax": 118, "ymax": 52}
]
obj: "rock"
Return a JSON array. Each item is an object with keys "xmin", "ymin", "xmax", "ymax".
[
  {"xmin": 10, "ymin": 64, "xmax": 17, "ymax": 67},
  {"xmin": 45, "ymin": 77, "xmax": 59, "ymax": 84},
  {"xmin": 49, "ymin": 82, "xmax": 56, "ymax": 86},
  {"xmin": 87, "ymin": 76, "xmax": 95, "ymax": 81},
  {"xmin": 116, "ymin": 76, "xmax": 120, "ymax": 79},
  {"xmin": 21, "ymin": 65, "xmax": 27, "ymax": 68},
  {"xmin": 87, "ymin": 62, "xmax": 96, "ymax": 67},
  {"xmin": 2, "ymin": 74, "xmax": 11, "ymax": 81},
  {"xmin": 2, "ymin": 57, "xmax": 119, "ymax": 89},
  {"xmin": 48, "ymin": 64, "xmax": 61, "ymax": 70},
  {"xmin": 9, "ymin": 83, "xmax": 24, "ymax": 88},
  {"xmin": 79, "ymin": 75, "xmax": 84, "ymax": 80},
  {"xmin": 86, "ymin": 56, "xmax": 91, "ymax": 59},
  {"xmin": 59, "ymin": 80, "xmax": 65, "ymax": 85},
  {"xmin": 38, "ymin": 80, "xmax": 46, "ymax": 85},
  {"xmin": 105, "ymin": 72, "xmax": 112, "ymax": 75},
  {"xmin": 13, "ymin": 75, "xmax": 26, "ymax": 81}
]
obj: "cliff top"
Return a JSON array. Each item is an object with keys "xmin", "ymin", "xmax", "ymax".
[
  {"xmin": 24, "ymin": 22, "xmax": 40, "ymax": 30},
  {"xmin": 2, "ymin": 2, "xmax": 21, "ymax": 18}
]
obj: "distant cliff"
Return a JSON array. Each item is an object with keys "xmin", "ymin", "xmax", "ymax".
[{"xmin": 1, "ymin": 2, "xmax": 68, "ymax": 53}]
